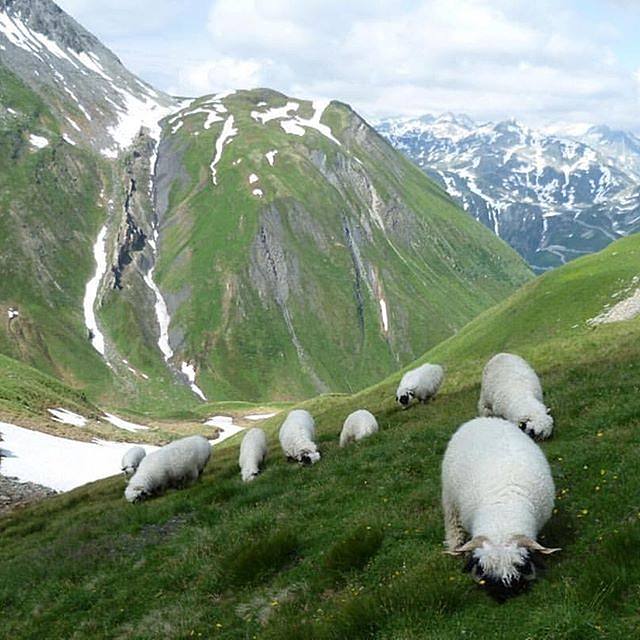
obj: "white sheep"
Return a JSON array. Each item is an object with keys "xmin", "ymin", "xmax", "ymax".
[
  {"xmin": 239, "ymin": 428, "xmax": 268, "ymax": 482},
  {"xmin": 395, "ymin": 363, "xmax": 444, "ymax": 408},
  {"xmin": 121, "ymin": 446, "xmax": 146, "ymax": 478},
  {"xmin": 125, "ymin": 435, "xmax": 211, "ymax": 503},
  {"xmin": 442, "ymin": 417, "xmax": 559, "ymax": 598},
  {"xmin": 339, "ymin": 409, "xmax": 379, "ymax": 447},
  {"xmin": 279, "ymin": 409, "xmax": 320, "ymax": 465},
  {"xmin": 478, "ymin": 352, "xmax": 553, "ymax": 440}
]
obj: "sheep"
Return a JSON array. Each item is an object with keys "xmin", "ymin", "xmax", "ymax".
[
  {"xmin": 239, "ymin": 428, "xmax": 268, "ymax": 482},
  {"xmin": 121, "ymin": 446, "xmax": 146, "ymax": 478},
  {"xmin": 442, "ymin": 417, "xmax": 559, "ymax": 599},
  {"xmin": 478, "ymin": 352, "xmax": 553, "ymax": 440},
  {"xmin": 125, "ymin": 435, "xmax": 211, "ymax": 503},
  {"xmin": 339, "ymin": 409, "xmax": 379, "ymax": 447},
  {"xmin": 279, "ymin": 409, "xmax": 320, "ymax": 465},
  {"xmin": 395, "ymin": 363, "xmax": 444, "ymax": 408}
]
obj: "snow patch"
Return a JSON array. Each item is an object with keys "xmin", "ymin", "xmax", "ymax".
[
  {"xmin": 249, "ymin": 173, "xmax": 259, "ymax": 184},
  {"xmin": 204, "ymin": 416, "xmax": 244, "ymax": 445},
  {"xmin": 252, "ymin": 188, "xmax": 264, "ymax": 198},
  {"xmin": 265, "ymin": 149, "xmax": 278, "ymax": 166},
  {"xmin": 210, "ymin": 115, "xmax": 238, "ymax": 185},
  {"xmin": 83, "ymin": 225, "xmax": 108, "ymax": 356},
  {"xmin": 180, "ymin": 362, "xmax": 208, "ymax": 402},
  {"xmin": 48, "ymin": 408, "xmax": 87, "ymax": 427},
  {"xmin": 379, "ymin": 298, "xmax": 389, "ymax": 332},
  {"xmin": 251, "ymin": 101, "xmax": 299, "ymax": 123},
  {"xmin": 142, "ymin": 265, "xmax": 174, "ymax": 361},
  {"xmin": 0, "ymin": 421, "xmax": 158, "ymax": 492},
  {"xmin": 28, "ymin": 134, "xmax": 48, "ymax": 149},
  {"xmin": 62, "ymin": 134, "xmax": 76, "ymax": 146},
  {"xmin": 102, "ymin": 413, "xmax": 149, "ymax": 433},
  {"xmin": 245, "ymin": 413, "xmax": 277, "ymax": 421}
]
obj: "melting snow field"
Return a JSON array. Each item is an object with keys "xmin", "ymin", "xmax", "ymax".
[
  {"xmin": 0, "ymin": 422, "xmax": 158, "ymax": 491},
  {"xmin": 83, "ymin": 224, "xmax": 109, "ymax": 355},
  {"xmin": 251, "ymin": 99, "xmax": 341, "ymax": 145},
  {"xmin": 265, "ymin": 149, "xmax": 278, "ymax": 166},
  {"xmin": 48, "ymin": 408, "xmax": 87, "ymax": 427},
  {"xmin": 204, "ymin": 416, "xmax": 245, "ymax": 445}
]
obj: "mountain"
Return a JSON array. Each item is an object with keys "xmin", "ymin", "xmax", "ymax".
[
  {"xmin": 376, "ymin": 113, "xmax": 640, "ymax": 272},
  {"xmin": 2, "ymin": 232, "xmax": 639, "ymax": 639},
  {"xmin": 0, "ymin": 0, "xmax": 531, "ymax": 407}
]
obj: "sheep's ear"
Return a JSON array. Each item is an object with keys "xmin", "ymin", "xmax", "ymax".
[
  {"xmin": 512, "ymin": 535, "xmax": 561, "ymax": 554},
  {"xmin": 518, "ymin": 420, "xmax": 528, "ymax": 430}
]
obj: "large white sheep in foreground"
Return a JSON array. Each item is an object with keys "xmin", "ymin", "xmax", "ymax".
[
  {"xmin": 279, "ymin": 409, "xmax": 320, "ymax": 465},
  {"xmin": 239, "ymin": 428, "xmax": 268, "ymax": 482},
  {"xmin": 442, "ymin": 417, "xmax": 559, "ymax": 599},
  {"xmin": 121, "ymin": 446, "xmax": 146, "ymax": 478},
  {"xmin": 478, "ymin": 352, "xmax": 553, "ymax": 440},
  {"xmin": 395, "ymin": 363, "xmax": 444, "ymax": 408},
  {"xmin": 125, "ymin": 435, "xmax": 211, "ymax": 503},
  {"xmin": 339, "ymin": 409, "xmax": 379, "ymax": 447}
]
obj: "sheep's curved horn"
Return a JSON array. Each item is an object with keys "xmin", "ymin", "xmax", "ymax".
[
  {"xmin": 512, "ymin": 535, "xmax": 561, "ymax": 554},
  {"xmin": 444, "ymin": 536, "xmax": 488, "ymax": 555}
]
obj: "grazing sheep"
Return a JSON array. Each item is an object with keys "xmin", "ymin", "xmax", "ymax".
[
  {"xmin": 239, "ymin": 428, "xmax": 268, "ymax": 482},
  {"xmin": 121, "ymin": 446, "xmax": 146, "ymax": 478},
  {"xmin": 125, "ymin": 435, "xmax": 211, "ymax": 503},
  {"xmin": 279, "ymin": 409, "xmax": 320, "ymax": 465},
  {"xmin": 478, "ymin": 352, "xmax": 553, "ymax": 440},
  {"xmin": 442, "ymin": 417, "xmax": 559, "ymax": 599},
  {"xmin": 339, "ymin": 409, "xmax": 379, "ymax": 447},
  {"xmin": 395, "ymin": 363, "xmax": 444, "ymax": 408}
]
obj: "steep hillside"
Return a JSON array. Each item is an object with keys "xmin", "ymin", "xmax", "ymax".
[
  {"xmin": 134, "ymin": 89, "xmax": 531, "ymax": 402},
  {"xmin": 377, "ymin": 113, "xmax": 640, "ymax": 272},
  {"xmin": 0, "ymin": 0, "xmax": 532, "ymax": 407},
  {"xmin": 1, "ymin": 234, "xmax": 639, "ymax": 638}
]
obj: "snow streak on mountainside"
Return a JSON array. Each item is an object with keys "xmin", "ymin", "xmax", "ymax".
[
  {"xmin": 377, "ymin": 114, "xmax": 640, "ymax": 271},
  {"xmin": 0, "ymin": 0, "xmax": 176, "ymax": 156}
]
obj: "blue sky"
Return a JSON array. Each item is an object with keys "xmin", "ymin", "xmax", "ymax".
[{"xmin": 57, "ymin": 0, "xmax": 640, "ymax": 130}]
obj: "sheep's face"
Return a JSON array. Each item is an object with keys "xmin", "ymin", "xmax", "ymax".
[
  {"xmin": 518, "ymin": 408, "xmax": 554, "ymax": 441},
  {"xmin": 449, "ymin": 535, "xmax": 560, "ymax": 601},
  {"xmin": 124, "ymin": 484, "xmax": 149, "ymax": 503},
  {"xmin": 300, "ymin": 449, "xmax": 321, "ymax": 465},
  {"xmin": 396, "ymin": 388, "xmax": 414, "ymax": 408},
  {"xmin": 467, "ymin": 541, "xmax": 535, "ymax": 600}
]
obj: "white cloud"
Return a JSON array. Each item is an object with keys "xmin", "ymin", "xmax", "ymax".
[
  {"xmin": 176, "ymin": 57, "xmax": 267, "ymax": 95},
  {"xmin": 55, "ymin": 0, "xmax": 640, "ymax": 131}
]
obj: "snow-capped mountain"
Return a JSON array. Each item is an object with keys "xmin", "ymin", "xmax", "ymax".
[
  {"xmin": 0, "ymin": 0, "xmax": 176, "ymax": 157},
  {"xmin": 376, "ymin": 113, "xmax": 640, "ymax": 271}
]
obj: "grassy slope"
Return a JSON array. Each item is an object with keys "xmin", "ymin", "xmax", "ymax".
[
  {"xmin": 2, "ymin": 237, "xmax": 639, "ymax": 638},
  {"xmin": 153, "ymin": 89, "xmax": 530, "ymax": 402},
  {"xmin": 0, "ymin": 64, "xmax": 116, "ymax": 396}
]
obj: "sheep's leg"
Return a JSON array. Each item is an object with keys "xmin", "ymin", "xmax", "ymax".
[
  {"xmin": 477, "ymin": 394, "xmax": 492, "ymax": 417},
  {"xmin": 443, "ymin": 499, "xmax": 466, "ymax": 550}
]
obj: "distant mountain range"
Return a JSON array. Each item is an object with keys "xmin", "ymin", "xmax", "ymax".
[{"xmin": 376, "ymin": 113, "xmax": 640, "ymax": 271}]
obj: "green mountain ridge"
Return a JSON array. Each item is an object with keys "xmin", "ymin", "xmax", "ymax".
[{"xmin": 0, "ymin": 0, "xmax": 531, "ymax": 407}]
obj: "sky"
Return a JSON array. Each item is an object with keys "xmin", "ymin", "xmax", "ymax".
[{"xmin": 56, "ymin": 0, "xmax": 640, "ymax": 130}]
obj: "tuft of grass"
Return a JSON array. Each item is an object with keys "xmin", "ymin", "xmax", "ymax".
[
  {"xmin": 218, "ymin": 530, "xmax": 299, "ymax": 589},
  {"xmin": 324, "ymin": 524, "xmax": 384, "ymax": 575}
]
